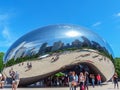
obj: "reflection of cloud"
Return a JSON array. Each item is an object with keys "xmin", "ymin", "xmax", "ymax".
[
  {"xmin": 65, "ymin": 30, "xmax": 82, "ymax": 37},
  {"xmin": 58, "ymin": 25, "xmax": 73, "ymax": 29},
  {"xmin": 24, "ymin": 41, "xmax": 42, "ymax": 48},
  {"xmin": 92, "ymin": 22, "xmax": 101, "ymax": 27},
  {"xmin": 63, "ymin": 25, "xmax": 72, "ymax": 29}
]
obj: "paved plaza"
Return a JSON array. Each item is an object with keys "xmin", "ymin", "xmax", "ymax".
[{"xmin": 1, "ymin": 82, "xmax": 119, "ymax": 90}]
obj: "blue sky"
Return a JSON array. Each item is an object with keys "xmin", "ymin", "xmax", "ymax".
[{"xmin": 0, "ymin": 0, "xmax": 120, "ymax": 57}]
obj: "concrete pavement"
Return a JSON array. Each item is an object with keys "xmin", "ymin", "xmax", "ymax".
[{"xmin": 1, "ymin": 82, "xmax": 119, "ymax": 90}]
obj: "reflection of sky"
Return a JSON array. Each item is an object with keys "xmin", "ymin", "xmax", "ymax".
[{"xmin": 4, "ymin": 24, "xmax": 114, "ymax": 61}]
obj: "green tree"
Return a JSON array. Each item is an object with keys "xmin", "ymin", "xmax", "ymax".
[
  {"xmin": 0, "ymin": 52, "xmax": 4, "ymax": 72},
  {"xmin": 114, "ymin": 57, "xmax": 120, "ymax": 77}
]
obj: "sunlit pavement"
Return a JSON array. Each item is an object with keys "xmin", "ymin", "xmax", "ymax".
[{"xmin": 2, "ymin": 82, "xmax": 120, "ymax": 90}]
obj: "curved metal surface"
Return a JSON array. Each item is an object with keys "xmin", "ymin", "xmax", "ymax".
[{"xmin": 3, "ymin": 24, "xmax": 115, "ymax": 86}]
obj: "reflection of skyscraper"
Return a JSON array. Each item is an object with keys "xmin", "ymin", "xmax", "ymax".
[
  {"xmin": 6, "ymin": 49, "xmax": 15, "ymax": 61},
  {"xmin": 25, "ymin": 49, "xmax": 34, "ymax": 56},
  {"xmin": 38, "ymin": 42, "xmax": 48, "ymax": 55},
  {"xmin": 29, "ymin": 47, "xmax": 38, "ymax": 55},
  {"xmin": 91, "ymin": 41, "xmax": 109, "ymax": 54},
  {"xmin": 72, "ymin": 39, "xmax": 82, "ymax": 48},
  {"xmin": 5, "ymin": 42, "xmax": 26, "ymax": 62},
  {"xmin": 14, "ymin": 47, "xmax": 26, "ymax": 60},
  {"xmin": 64, "ymin": 43, "xmax": 71, "ymax": 49},
  {"xmin": 81, "ymin": 36, "xmax": 91, "ymax": 47},
  {"xmin": 45, "ymin": 46, "xmax": 52, "ymax": 53},
  {"xmin": 24, "ymin": 47, "xmax": 37, "ymax": 57},
  {"xmin": 91, "ymin": 41, "xmax": 103, "ymax": 50},
  {"xmin": 51, "ymin": 41, "xmax": 64, "ymax": 51},
  {"xmin": 102, "ymin": 47, "xmax": 109, "ymax": 54},
  {"xmin": 92, "ymin": 41, "xmax": 100, "ymax": 48}
]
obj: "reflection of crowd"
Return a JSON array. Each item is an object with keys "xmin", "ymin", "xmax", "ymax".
[
  {"xmin": 25, "ymin": 62, "xmax": 32, "ymax": 71},
  {"xmin": 18, "ymin": 61, "xmax": 33, "ymax": 72},
  {"xmin": 51, "ymin": 54, "xmax": 59, "ymax": 62}
]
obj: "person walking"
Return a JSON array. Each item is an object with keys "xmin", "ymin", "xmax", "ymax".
[
  {"xmin": 68, "ymin": 71, "xmax": 74, "ymax": 90},
  {"xmin": 79, "ymin": 72, "xmax": 85, "ymax": 90},
  {"xmin": 74, "ymin": 72, "xmax": 78, "ymax": 90},
  {"xmin": 84, "ymin": 71, "xmax": 89, "ymax": 90},
  {"xmin": 96, "ymin": 74, "xmax": 102, "ymax": 86},
  {"xmin": 11, "ymin": 71, "xmax": 20, "ymax": 90},
  {"xmin": 68, "ymin": 71, "xmax": 77, "ymax": 90},
  {"xmin": 10, "ymin": 70, "xmax": 16, "ymax": 90},
  {"xmin": 113, "ymin": 72, "xmax": 119, "ymax": 89},
  {"xmin": 14, "ymin": 71, "xmax": 20, "ymax": 90},
  {"xmin": 90, "ymin": 74, "xmax": 95, "ymax": 88},
  {"xmin": 0, "ymin": 73, "xmax": 2, "ymax": 88},
  {"xmin": 0, "ymin": 73, "xmax": 5, "ymax": 89}
]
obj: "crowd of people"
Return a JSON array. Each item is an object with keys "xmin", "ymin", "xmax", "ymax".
[
  {"xmin": 67, "ymin": 71, "xmax": 120, "ymax": 90},
  {"xmin": 0, "ymin": 62, "xmax": 32, "ymax": 90},
  {"xmin": 68, "ymin": 71, "xmax": 102, "ymax": 90},
  {"xmin": 32, "ymin": 71, "xmax": 103, "ymax": 90},
  {"xmin": 0, "ymin": 68, "xmax": 20, "ymax": 90},
  {"xmin": 0, "ymin": 68, "xmax": 119, "ymax": 90}
]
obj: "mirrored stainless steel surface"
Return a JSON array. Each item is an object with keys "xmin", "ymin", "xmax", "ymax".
[{"xmin": 3, "ymin": 24, "xmax": 115, "ymax": 86}]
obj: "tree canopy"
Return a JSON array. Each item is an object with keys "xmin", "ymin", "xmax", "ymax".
[
  {"xmin": 114, "ymin": 57, "xmax": 120, "ymax": 77},
  {"xmin": 0, "ymin": 52, "xmax": 4, "ymax": 72}
]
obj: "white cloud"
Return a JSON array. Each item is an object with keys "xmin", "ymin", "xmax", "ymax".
[
  {"xmin": 2, "ymin": 27, "xmax": 11, "ymax": 40},
  {"xmin": 0, "ymin": 13, "xmax": 14, "ymax": 48},
  {"xmin": 1, "ymin": 26, "xmax": 14, "ymax": 47},
  {"xmin": 115, "ymin": 12, "xmax": 120, "ymax": 17},
  {"xmin": 0, "ymin": 14, "xmax": 9, "ymax": 27},
  {"xmin": 92, "ymin": 22, "xmax": 101, "ymax": 27}
]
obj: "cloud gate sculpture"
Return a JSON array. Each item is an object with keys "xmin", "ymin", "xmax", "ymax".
[{"xmin": 3, "ymin": 24, "xmax": 115, "ymax": 86}]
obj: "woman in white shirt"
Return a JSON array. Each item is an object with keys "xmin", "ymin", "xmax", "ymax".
[{"xmin": 79, "ymin": 72, "xmax": 85, "ymax": 90}]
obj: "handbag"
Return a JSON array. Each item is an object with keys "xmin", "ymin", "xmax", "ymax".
[
  {"xmin": 82, "ymin": 85, "xmax": 84, "ymax": 90},
  {"xmin": 72, "ymin": 81, "xmax": 77, "ymax": 86}
]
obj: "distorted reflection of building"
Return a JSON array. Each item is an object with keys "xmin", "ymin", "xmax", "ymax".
[
  {"xmin": 51, "ymin": 41, "xmax": 64, "ymax": 52},
  {"xmin": 14, "ymin": 47, "xmax": 26, "ymax": 60},
  {"xmin": 81, "ymin": 36, "xmax": 91, "ymax": 48},
  {"xmin": 3, "ymin": 24, "xmax": 115, "ymax": 86},
  {"xmin": 72, "ymin": 39, "xmax": 82, "ymax": 48},
  {"xmin": 38, "ymin": 42, "xmax": 48, "ymax": 55},
  {"xmin": 5, "ymin": 42, "xmax": 26, "ymax": 61}
]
